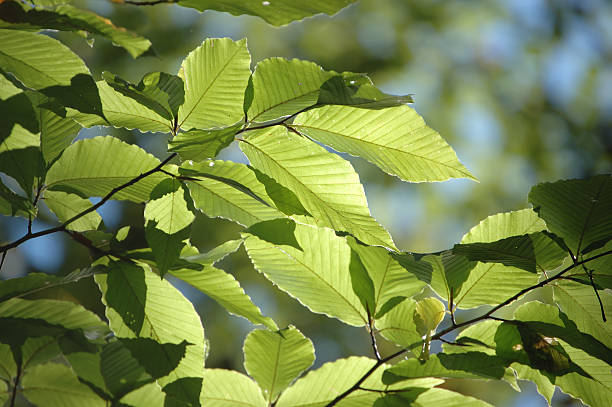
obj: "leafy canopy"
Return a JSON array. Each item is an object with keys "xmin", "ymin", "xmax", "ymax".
[{"xmin": 0, "ymin": 1, "xmax": 610, "ymax": 407}]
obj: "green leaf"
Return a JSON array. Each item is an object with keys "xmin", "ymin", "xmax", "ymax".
[
  {"xmin": 0, "ymin": 29, "xmax": 89, "ymax": 89},
  {"xmin": 44, "ymin": 190, "xmax": 102, "ymax": 232},
  {"xmin": 453, "ymin": 209, "xmax": 547, "ymax": 309},
  {"xmin": 0, "ymin": 343, "xmax": 17, "ymax": 382},
  {"xmin": 0, "ymin": 123, "xmax": 44, "ymax": 196},
  {"xmin": 177, "ymin": 0, "xmax": 356, "ymax": 27},
  {"xmin": 101, "ymin": 340, "xmax": 153, "ymax": 398},
  {"xmin": 529, "ymin": 175, "xmax": 612, "ymax": 256},
  {"xmin": 120, "ymin": 338, "xmax": 188, "ymax": 380},
  {"xmin": 0, "ymin": 179, "xmax": 36, "ymax": 218},
  {"xmin": 0, "ymin": 298, "xmax": 108, "ymax": 337},
  {"xmin": 453, "ymin": 231, "xmax": 567, "ymax": 274},
  {"xmin": 169, "ymin": 263, "xmax": 277, "ymax": 330},
  {"xmin": 240, "ymin": 127, "xmax": 395, "ymax": 248},
  {"xmin": 35, "ymin": 95, "xmax": 81, "ymax": 166},
  {"xmin": 0, "ymin": 89, "xmax": 38, "ymax": 140},
  {"xmin": 95, "ymin": 263, "xmax": 205, "ymax": 385},
  {"xmin": 383, "ymin": 352, "xmax": 508, "ymax": 385},
  {"xmin": 291, "ymin": 105, "xmax": 475, "ymax": 182},
  {"xmin": 0, "ymin": 268, "xmax": 99, "ymax": 302},
  {"xmin": 317, "ymin": 72, "xmax": 414, "ymax": 108},
  {"xmin": 0, "ymin": 2, "xmax": 153, "ymax": 58},
  {"xmin": 348, "ymin": 238, "xmax": 428, "ymax": 316},
  {"xmin": 182, "ymin": 160, "xmax": 284, "ymax": 227},
  {"xmin": 144, "ymin": 179, "xmax": 195, "ymax": 235},
  {"xmin": 120, "ymin": 382, "xmax": 165, "ymax": 407},
  {"xmin": 375, "ymin": 388, "xmax": 493, "ymax": 407},
  {"xmin": 246, "ymin": 58, "xmax": 334, "ymax": 123},
  {"xmin": 169, "ymin": 123, "xmax": 241, "ymax": 162},
  {"xmin": 178, "ymin": 38, "xmax": 251, "ymax": 130},
  {"xmin": 46, "ymin": 136, "xmax": 170, "ymax": 202},
  {"xmin": 104, "ymin": 262, "xmax": 148, "ymax": 336},
  {"xmin": 200, "ymin": 369, "xmax": 266, "ymax": 407},
  {"xmin": 182, "ymin": 238, "xmax": 243, "ymax": 265},
  {"xmin": 414, "ymin": 298, "xmax": 445, "ymax": 336},
  {"xmin": 375, "ymin": 298, "xmax": 422, "ymax": 352},
  {"xmin": 144, "ymin": 221, "xmax": 190, "ymax": 278},
  {"xmin": 553, "ymin": 279, "xmax": 612, "ymax": 349},
  {"xmin": 276, "ymin": 356, "xmax": 440, "ymax": 407},
  {"xmin": 423, "ymin": 251, "xmax": 475, "ymax": 302},
  {"xmin": 103, "ymin": 71, "xmax": 184, "ymax": 121},
  {"xmin": 163, "ymin": 377, "xmax": 202, "ymax": 407},
  {"xmin": 243, "ymin": 326, "xmax": 314, "ymax": 403},
  {"xmin": 68, "ymin": 80, "xmax": 174, "ymax": 132},
  {"xmin": 243, "ymin": 219, "xmax": 367, "ymax": 326},
  {"xmin": 21, "ymin": 363, "xmax": 105, "ymax": 407}
]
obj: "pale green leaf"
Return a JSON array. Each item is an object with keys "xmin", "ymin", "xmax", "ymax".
[
  {"xmin": 0, "ymin": 298, "xmax": 107, "ymax": 336},
  {"xmin": 178, "ymin": 0, "xmax": 355, "ymax": 26},
  {"xmin": 454, "ymin": 209, "xmax": 547, "ymax": 309},
  {"xmin": 95, "ymin": 263, "xmax": 205, "ymax": 385},
  {"xmin": 276, "ymin": 356, "xmax": 440, "ymax": 407},
  {"xmin": 243, "ymin": 326, "xmax": 314, "ymax": 402},
  {"xmin": 178, "ymin": 38, "xmax": 251, "ymax": 130},
  {"xmin": 246, "ymin": 58, "xmax": 334, "ymax": 123},
  {"xmin": 0, "ymin": 28, "xmax": 89, "ymax": 89},
  {"xmin": 182, "ymin": 159, "xmax": 284, "ymax": 227},
  {"xmin": 37, "ymin": 101, "xmax": 81, "ymax": 166},
  {"xmin": 348, "ymin": 238, "xmax": 427, "ymax": 316},
  {"xmin": 170, "ymin": 264, "xmax": 277, "ymax": 330},
  {"xmin": 553, "ymin": 279, "xmax": 612, "ymax": 349},
  {"xmin": 0, "ymin": 343, "xmax": 16, "ymax": 382},
  {"xmin": 121, "ymin": 382, "xmax": 165, "ymax": 407},
  {"xmin": 46, "ymin": 136, "xmax": 170, "ymax": 202},
  {"xmin": 44, "ymin": 190, "xmax": 102, "ymax": 232},
  {"xmin": 243, "ymin": 219, "xmax": 367, "ymax": 326},
  {"xmin": 240, "ymin": 126, "xmax": 395, "ymax": 248},
  {"xmin": 169, "ymin": 123, "xmax": 241, "ymax": 162},
  {"xmin": 291, "ymin": 105, "xmax": 475, "ymax": 182},
  {"xmin": 375, "ymin": 298, "xmax": 422, "ymax": 352},
  {"xmin": 68, "ymin": 80, "xmax": 173, "ymax": 132},
  {"xmin": 144, "ymin": 179, "xmax": 195, "ymax": 235},
  {"xmin": 0, "ymin": 268, "xmax": 99, "ymax": 302},
  {"xmin": 414, "ymin": 297, "xmax": 445, "ymax": 336},
  {"xmin": 0, "ymin": 2, "xmax": 152, "ymax": 58},
  {"xmin": 103, "ymin": 71, "xmax": 184, "ymax": 120},
  {"xmin": 200, "ymin": 369, "xmax": 266, "ymax": 407},
  {"xmin": 529, "ymin": 175, "xmax": 612, "ymax": 256},
  {"xmin": 21, "ymin": 363, "xmax": 105, "ymax": 407},
  {"xmin": 182, "ymin": 238, "xmax": 243, "ymax": 265}
]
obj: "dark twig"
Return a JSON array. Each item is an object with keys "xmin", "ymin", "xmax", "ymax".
[
  {"xmin": 582, "ymin": 263, "xmax": 606, "ymax": 322},
  {"xmin": 9, "ymin": 363, "xmax": 21, "ymax": 407},
  {"xmin": 0, "ymin": 252, "xmax": 5, "ymax": 273},
  {"xmin": 324, "ymin": 248, "xmax": 612, "ymax": 407},
  {"xmin": 0, "ymin": 153, "xmax": 177, "ymax": 258},
  {"xmin": 366, "ymin": 308, "xmax": 381, "ymax": 361},
  {"xmin": 123, "ymin": 0, "xmax": 177, "ymax": 6}
]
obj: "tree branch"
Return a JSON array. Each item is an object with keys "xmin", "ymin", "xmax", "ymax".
[
  {"xmin": 122, "ymin": 0, "xmax": 177, "ymax": 6},
  {"xmin": 324, "ymin": 248, "xmax": 612, "ymax": 407},
  {"xmin": 0, "ymin": 153, "xmax": 177, "ymax": 259}
]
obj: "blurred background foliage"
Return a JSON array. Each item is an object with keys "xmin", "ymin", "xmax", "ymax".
[{"xmin": 1, "ymin": 0, "xmax": 611, "ymax": 406}]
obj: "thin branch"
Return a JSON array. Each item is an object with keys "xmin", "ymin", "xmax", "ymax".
[
  {"xmin": 449, "ymin": 289, "xmax": 456, "ymax": 326},
  {"xmin": 0, "ymin": 153, "xmax": 177, "ymax": 258},
  {"xmin": 366, "ymin": 308, "xmax": 381, "ymax": 361},
  {"xmin": 63, "ymin": 230, "xmax": 134, "ymax": 265},
  {"xmin": 437, "ymin": 337, "xmax": 470, "ymax": 347},
  {"xmin": 9, "ymin": 362, "xmax": 21, "ymax": 407},
  {"xmin": 324, "ymin": 248, "xmax": 612, "ymax": 407},
  {"xmin": 0, "ymin": 252, "xmax": 5, "ymax": 273},
  {"xmin": 122, "ymin": 0, "xmax": 177, "ymax": 6},
  {"xmin": 582, "ymin": 262, "xmax": 606, "ymax": 322}
]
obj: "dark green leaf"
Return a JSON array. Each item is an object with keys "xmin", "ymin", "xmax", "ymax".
[
  {"xmin": 103, "ymin": 71, "xmax": 184, "ymax": 121},
  {"xmin": 529, "ymin": 175, "xmax": 612, "ymax": 256},
  {"xmin": 162, "ymin": 377, "xmax": 202, "ymax": 407},
  {"xmin": 105, "ymin": 262, "xmax": 147, "ymax": 336}
]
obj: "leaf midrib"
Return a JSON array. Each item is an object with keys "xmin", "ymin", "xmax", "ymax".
[{"xmin": 290, "ymin": 123, "xmax": 474, "ymax": 179}]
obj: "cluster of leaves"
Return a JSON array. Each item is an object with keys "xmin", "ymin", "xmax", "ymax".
[{"xmin": 1, "ymin": 1, "xmax": 611, "ymax": 406}]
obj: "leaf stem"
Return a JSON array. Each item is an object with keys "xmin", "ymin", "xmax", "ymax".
[
  {"xmin": 122, "ymin": 0, "xmax": 177, "ymax": 5},
  {"xmin": 324, "ymin": 248, "xmax": 612, "ymax": 407},
  {"xmin": 0, "ymin": 153, "xmax": 177, "ymax": 260}
]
